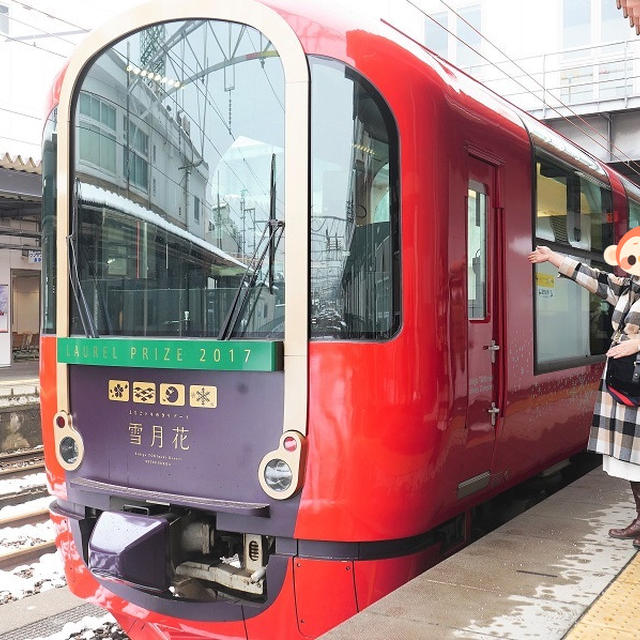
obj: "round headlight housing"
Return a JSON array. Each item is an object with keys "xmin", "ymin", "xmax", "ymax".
[
  {"xmin": 59, "ymin": 436, "xmax": 80, "ymax": 465},
  {"xmin": 263, "ymin": 458, "xmax": 293, "ymax": 492}
]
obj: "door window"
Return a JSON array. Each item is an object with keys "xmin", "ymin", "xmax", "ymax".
[{"xmin": 467, "ymin": 182, "xmax": 487, "ymax": 320}]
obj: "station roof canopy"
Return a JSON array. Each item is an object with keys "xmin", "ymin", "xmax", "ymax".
[
  {"xmin": 0, "ymin": 152, "xmax": 41, "ymax": 222},
  {"xmin": 618, "ymin": 0, "xmax": 640, "ymax": 35}
]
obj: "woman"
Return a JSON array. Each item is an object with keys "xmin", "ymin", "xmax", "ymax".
[{"xmin": 529, "ymin": 245, "xmax": 640, "ymax": 547}]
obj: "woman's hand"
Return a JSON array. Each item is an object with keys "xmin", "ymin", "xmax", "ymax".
[
  {"xmin": 607, "ymin": 341, "xmax": 640, "ymax": 359},
  {"xmin": 528, "ymin": 246, "xmax": 563, "ymax": 268}
]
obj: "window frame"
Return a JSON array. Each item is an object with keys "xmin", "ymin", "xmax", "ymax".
[
  {"xmin": 621, "ymin": 176, "xmax": 640, "ymax": 229},
  {"xmin": 308, "ymin": 55, "xmax": 401, "ymax": 343},
  {"xmin": 467, "ymin": 179, "xmax": 489, "ymax": 322},
  {"xmin": 531, "ymin": 143, "xmax": 615, "ymax": 374}
]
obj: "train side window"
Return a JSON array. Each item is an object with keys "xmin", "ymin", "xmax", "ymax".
[
  {"xmin": 309, "ymin": 57, "xmax": 400, "ymax": 340},
  {"xmin": 621, "ymin": 176, "xmax": 640, "ymax": 229},
  {"xmin": 41, "ymin": 109, "xmax": 57, "ymax": 335},
  {"xmin": 467, "ymin": 184, "xmax": 487, "ymax": 320},
  {"xmin": 630, "ymin": 199, "xmax": 640, "ymax": 228},
  {"xmin": 533, "ymin": 150, "xmax": 614, "ymax": 371}
]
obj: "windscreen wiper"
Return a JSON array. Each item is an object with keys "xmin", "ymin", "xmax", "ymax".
[
  {"xmin": 217, "ymin": 216, "xmax": 284, "ymax": 340},
  {"xmin": 218, "ymin": 154, "xmax": 283, "ymax": 340},
  {"xmin": 268, "ymin": 153, "xmax": 277, "ymax": 294},
  {"xmin": 68, "ymin": 180, "xmax": 98, "ymax": 338}
]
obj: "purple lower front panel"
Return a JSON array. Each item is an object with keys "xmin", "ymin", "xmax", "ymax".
[
  {"xmin": 88, "ymin": 511, "xmax": 170, "ymax": 592},
  {"xmin": 57, "ymin": 502, "xmax": 290, "ymax": 623},
  {"xmin": 67, "ymin": 366, "xmax": 300, "ymax": 537}
]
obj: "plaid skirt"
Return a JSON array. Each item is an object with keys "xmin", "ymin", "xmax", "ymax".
[{"xmin": 589, "ymin": 366, "xmax": 640, "ymax": 464}]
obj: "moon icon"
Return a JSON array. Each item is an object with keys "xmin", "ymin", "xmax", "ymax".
[{"xmin": 165, "ymin": 385, "xmax": 179, "ymax": 403}]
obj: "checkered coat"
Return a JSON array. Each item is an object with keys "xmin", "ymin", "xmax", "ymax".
[{"xmin": 559, "ymin": 257, "xmax": 640, "ymax": 464}]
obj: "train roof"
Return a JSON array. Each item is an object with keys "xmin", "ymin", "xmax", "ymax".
[{"xmin": 267, "ymin": 0, "xmax": 616, "ymax": 184}]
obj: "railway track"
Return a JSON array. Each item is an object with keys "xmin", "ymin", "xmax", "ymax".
[
  {"xmin": 0, "ymin": 447, "xmax": 45, "ymax": 479},
  {"xmin": 0, "ymin": 485, "xmax": 49, "ymax": 509},
  {"xmin": 0, "ymin": 495, "xmax": 54, "ymax": 572},
  {"xmin": 0, "ymin": 539, "xmax": 57, "ymax": 571}
]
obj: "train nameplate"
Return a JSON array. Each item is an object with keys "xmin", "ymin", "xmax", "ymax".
[{"xmin": 57, "ymin": 337, "xmax": 283, "ymax": 371}]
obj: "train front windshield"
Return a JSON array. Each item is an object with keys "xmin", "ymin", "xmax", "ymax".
[
  {"xmin": 44, "ymin": 19, "xmax": 400, "ymax": 342},
  {"xmin": 69, "ymin": 20, "xmax": 285, "ymax": 338}
]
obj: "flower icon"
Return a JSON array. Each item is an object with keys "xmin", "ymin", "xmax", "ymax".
[{"xmin": 108, "ymin": 380, "xmax": 130, "ymax": 402}]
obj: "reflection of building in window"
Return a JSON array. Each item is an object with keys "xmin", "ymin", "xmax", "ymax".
[
  {"xmin": 194, "ymin": 195, "xmax": 200, "ymax": 222},
  {"xmin": 78, "ymin": 94, "xmax": 117, "ymax": 173},
  {"xmin": 70, "ymin": 19, "xmax": 287, "ymax": 339},
  {"xmin": 140, "ymin": 24, "xmax": 166, "ymax": 78},
  {"xmin": 124, "ymin": 118, "xmax": 149, "ymax": 190}
]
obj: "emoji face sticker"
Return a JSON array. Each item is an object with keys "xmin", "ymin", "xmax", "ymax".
[{"xmin": 605, "ymin": 227, "xmax": 640, "ymax": 278}]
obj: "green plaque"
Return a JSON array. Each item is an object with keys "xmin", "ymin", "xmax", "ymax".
[{"xmin": 57, "ymin": 337, "xmax": 282, "ymax": 371}]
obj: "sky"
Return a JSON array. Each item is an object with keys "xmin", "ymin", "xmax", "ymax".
[{"xmin": 0, "ymin": 0, "xmax": 146, "ymax": 159}]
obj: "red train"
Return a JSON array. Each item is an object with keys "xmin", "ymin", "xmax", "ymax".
[{"xmin": 40, "ymin": 1, "xmax": 640, "ymax": 638}]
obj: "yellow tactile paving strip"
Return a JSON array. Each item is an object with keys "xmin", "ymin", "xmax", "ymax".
[{"xmin": 565, "ymin": 551, "xmax": 640, "ymax": 639}]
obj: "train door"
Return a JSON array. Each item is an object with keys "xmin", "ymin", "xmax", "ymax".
[{"xmin": 458, "ymin": 156, "xmax": 501, "ymax": 499}]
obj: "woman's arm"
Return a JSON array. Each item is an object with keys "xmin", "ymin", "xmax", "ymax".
[
  {"xmin": 528, "ymin": 246, "xmax": 626, "ymax": 306},
  {"xmin": 607, "ymin": 340, "xmax": 640, "ymax": 358}
]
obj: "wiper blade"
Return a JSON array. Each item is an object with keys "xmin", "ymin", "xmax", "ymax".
[
  {"xmin": 218, "ymin": 154, "xmax": 283, "ymax": 340},
  {"xmin": 217, "ymin": 216, "xmax": 284, "ymax": 340},
  {"xmin": 268, "ymin": 153, "xmax": 276, "ymax": 294},
  {"xmin": 68, "ymin": 180, "xmax": 98, "ymax": 338}
]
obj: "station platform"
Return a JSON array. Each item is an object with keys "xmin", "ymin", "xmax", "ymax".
[
  {"xmin": 0, "ymin": 360, "xmax": 38, "ymax": 392},
  {"xmin": 321, "ymin": 467, "xmax": 639, "ymax": 639}
]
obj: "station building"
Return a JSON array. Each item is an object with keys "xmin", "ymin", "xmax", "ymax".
[{"xmin": 412, "ymin": 0, "xmax": 640, "ymax": 183}]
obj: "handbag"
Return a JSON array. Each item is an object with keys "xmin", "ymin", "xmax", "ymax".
[{"xmin": 605, "ymin": 353, "xmax": 640, "ymax": 406}]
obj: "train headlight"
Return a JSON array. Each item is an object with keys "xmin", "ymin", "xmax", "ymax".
[
  {"xmin": 264, "ymin": 459, "xmax": 293, "ymax": 492},
  {"xmin": 258, "ymin": 431, "xmax": 307, "ymax": 500},
  {"xmin": 59, "ymin": 436, "xmax": 80, "ymax": 465},
  {"xmin": 53, "ymin": 411, "xmax": 84, "ymax": 471}
]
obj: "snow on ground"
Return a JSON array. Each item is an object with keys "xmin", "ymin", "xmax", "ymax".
[
  {"xmin": 0, "ymin": 496, "xmax": 52, "ymax": 520},
  {"xmin": 0, "ymin": 519, "xmax": 54, "ymax": 549},
  {"xmin": 0, "ymin": 550, "xmax": 66, "ymax": 605},
  {"xmin": 0, "ymin": 472, "xmax": 47, "ymax": 495},
  {"xmin": 24, "ymin": 615, "xmax": 128, "ymax": 640}
]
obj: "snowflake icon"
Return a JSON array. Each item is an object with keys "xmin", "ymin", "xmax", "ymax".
[
  {"xmin": 194, "ymin": 387, "xmax": 210, "ymax": 406},
  {"xmin": 189, "ymin": 385, "xmax": 217, "ymax": 408}
]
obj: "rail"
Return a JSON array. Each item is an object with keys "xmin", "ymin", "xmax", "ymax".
[
  {"xmin": 0, "ymin": 448, "xmax": 45, "ymax": 479},
  {"xmin": 0, "ymin": 486, "xmax": 49, "ymax": 510}
]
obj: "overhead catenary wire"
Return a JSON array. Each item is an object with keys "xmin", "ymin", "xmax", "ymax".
[
  {"xmin": 433, "ymin": 0, "xmax": 640, "ymax": 176},
  {"xmin": 0, "ymin": 106, "xmax": 41, "ymax": 121},
  {"xmin": 1, "ymin": 31, "xmax": 67, "ymax": 58},
  {"xmin": 7, "ymin": 0, "xmax": 89, "ymax": 34},
  {"xmin": 4, "ymin": 12, "xmax": 79, "ymax": 46},
  {"xmin": 404, "ymin": 0, "xmax": 640, "ymax": 182}
]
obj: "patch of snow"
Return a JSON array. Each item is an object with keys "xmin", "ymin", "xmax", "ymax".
[
  {"xmin": 0, "ymin": 550, "xmax": 66, "ymax": 605},
  {"xmin": 23, "ymin": 614, "xmax": 120, "ymax": 640},
  {"xmin": 0, "ymin": 496, "xmax": 52, "ymax": 520},
  {"xmin": 0, "ymin": 472, "xmax": 47, "ymax": 496},
  {"xmin": 0, "ymin": 519, "xmax": 54, "ymax": 548}
]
